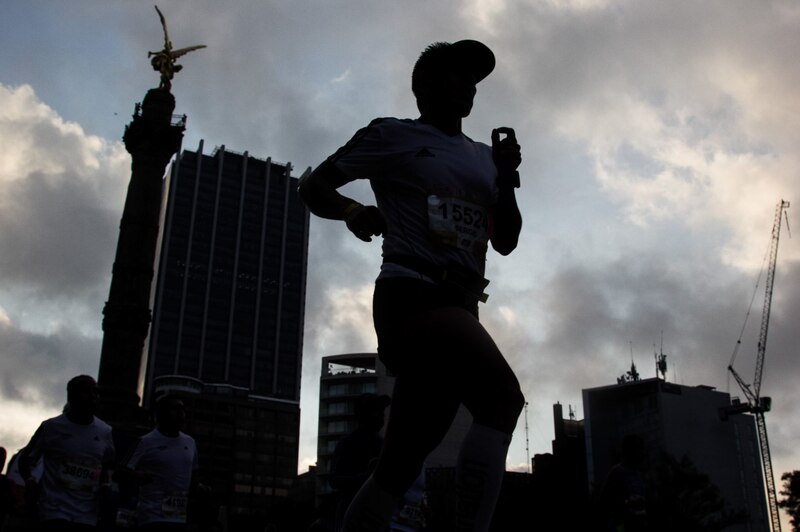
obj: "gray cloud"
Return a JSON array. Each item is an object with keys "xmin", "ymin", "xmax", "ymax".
[
  {"xmin": 497, "ymin": 253, "xmax": 800, "ymax": 394},
  {"xmin": 0, "ymin": 322, "xmax": 100, "ymax": 408},
  {"xmin": 0, "ymin": 85, "xmax": 128, "ymax": 304},
  {"xmin": 0, "ymin": 84, "xmax": 128, "ymax": 447},
  {"xmin": 0, "ymin": 169, "xmax": 119, "ymax": 297}
]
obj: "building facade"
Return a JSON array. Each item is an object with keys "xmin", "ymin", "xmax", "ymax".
[
  {"xmin": 145, "ymin": 142, "xmax": 309, "ymax": 401},
  {"xmin": 144, "ymin": 142, "xmax": 310, "ymax": 521},
  {"xmin": 583, "ymin": 378, "xmax": 768, "ymax": 531}
]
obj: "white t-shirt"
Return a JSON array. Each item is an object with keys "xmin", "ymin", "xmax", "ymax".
[
  {"xmin": 330, "ymin": 117, "xmax": 498, "ymax": 278},
  {"xmin": 121, "ymin": 429, "xmax": 198, "ymax": 525},
  {"xmin": 25, "ymin": 414, "xmax": 115, "ymax": 525}
]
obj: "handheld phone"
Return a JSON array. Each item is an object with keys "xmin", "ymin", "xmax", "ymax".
[
  {"xmin": 491, "ymin": 127, "xmax": 520, "ymax": 188},
  {"xmin": 492, "ymin": 127, "xmax": 516, "ymax": 148}
]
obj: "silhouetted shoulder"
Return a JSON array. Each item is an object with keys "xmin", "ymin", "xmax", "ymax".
[
  {"xmin": 367, "ymin": 117, "xmax": 427, "ymax": 133},
  {"xmin": 368, "ymin": 117, "xmax": 414, "ymax": 127},
  {"xmin": 345, "ymin": 117, "xmax": 418, "ymax": 141},
  {"xmin": 326, "ymin": 117, "xmax": 412, "ymax": 173},
  {"xmin": 93, "ymin": 416, "xmax": 113, "ymax": 432}
]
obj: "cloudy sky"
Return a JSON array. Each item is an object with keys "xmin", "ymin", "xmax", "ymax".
[{"xmin": 1, "ymin": 0, "xmax": 798, "ymax": 523}]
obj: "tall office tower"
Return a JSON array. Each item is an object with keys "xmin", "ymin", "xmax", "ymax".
[
  {"xmin": 144, "ymin": 141, "xmax": 310, "ymax": 522},
  {"xmin": 583, "ymin": 378, "xmax": 768, "ymax": 532}
]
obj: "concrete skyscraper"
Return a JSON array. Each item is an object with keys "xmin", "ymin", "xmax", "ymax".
[{"xmin": 144, "ymin": 141, "xmax": 310, "ymax": 523}]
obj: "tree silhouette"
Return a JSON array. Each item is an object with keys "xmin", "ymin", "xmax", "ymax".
[
  {"xmin": 647, "ymin": 451, "xmax": 748, "ymax": 532},
  {"xmin": 779, "ymin": 470, "xmax": 800, "ymax": 531}
]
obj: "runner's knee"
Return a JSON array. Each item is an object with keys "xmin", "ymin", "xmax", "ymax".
[
  {"xmin": 506, "ymin": 382, "xmax": 526, "ymax": 419},
  {"xmin": 374, "ymin": 453, "xmax": 425, "ymax": 497},
  {"xmin": 470, "ymin": 379, "xmax": 525, "ymax": 433}
]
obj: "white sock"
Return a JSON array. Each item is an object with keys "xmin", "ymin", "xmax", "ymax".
[
  {"xmin": 455, "ymin": 423, "xmax": 512, "ymax": 532},
  {"xmin": 341, "ymin": 474, "xmax": 400, "ymax": 532}
]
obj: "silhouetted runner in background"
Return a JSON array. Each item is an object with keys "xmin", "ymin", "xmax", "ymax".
[
  {"xmin": 18, "ymin": 375, "xmax": 115, "ymax": 532},
  {"xmin": 329, "ymin": 394, "xmax": 391, "ymax": 532},
  {"xmin": 4, "ymin": 449, "xmax": 43, "ymax": 530},
  {"xmin": 0, "ymin": 447, "xmax": 14, "ymax": 529},
  {"xmin": 116, "ymin": 394, "xmax": 199, "ymax": 531},
  {"xmin": 299, "ymin": 39, "xmax": 525, "ymax": 532},
  {"xmin": 602, "ymin": 434, "xmax": 648, "ymax": 532}
]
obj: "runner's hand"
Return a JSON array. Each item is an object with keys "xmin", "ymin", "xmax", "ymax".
[
  {"xmin": 492, "ymin": 127, "xmax": 521, "ymax": 175},
  {"xmin": 345, "ymin": 205, "xmax": 386, "ymax": 242}
]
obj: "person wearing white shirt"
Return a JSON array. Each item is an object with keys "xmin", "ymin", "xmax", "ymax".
[
  {"xmin": 117, "ymin": 395, "xmax": 199, "ymax": 531},
  {"xmin": 18, "ymin": 375, "xmax": 115, "ymax": 532}
]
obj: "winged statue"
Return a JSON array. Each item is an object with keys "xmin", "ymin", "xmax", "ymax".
[{"xmin": 148, "ymin": 5, "xmax": 206, "ymax": 90}]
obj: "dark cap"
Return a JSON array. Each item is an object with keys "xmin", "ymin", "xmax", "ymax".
[{"xmin": 412, "ymin": 40, "xmax": 496, "ymax": 97}]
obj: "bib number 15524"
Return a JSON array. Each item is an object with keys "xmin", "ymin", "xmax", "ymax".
[{"xmin": 427, "ymin": 195, "xmax": 489, "ymax": 255}]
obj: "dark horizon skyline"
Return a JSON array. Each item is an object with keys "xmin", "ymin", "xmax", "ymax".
[{"xmin": 0, "ymin": 3, "xmax": 798, "ymax": 529}]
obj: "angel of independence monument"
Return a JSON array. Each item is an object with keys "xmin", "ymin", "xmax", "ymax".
[{"xmin": 97, "ymin": 6, "xmax": 205, "ymax": 427}]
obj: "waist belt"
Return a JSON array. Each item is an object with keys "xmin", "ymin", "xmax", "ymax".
[{"xmin": 383, "ymin": 254, "xmax": 490, "ymax": 303}]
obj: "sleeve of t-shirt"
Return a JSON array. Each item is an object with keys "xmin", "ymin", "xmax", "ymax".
[
  {"xmin": 328, "ymin": 118, "xmax": 387, "ymax": 182},
  {"xmin": 120, "ymin": 438, "xmax": 145, "ymax": 470},
  {"xmin": 22, "ymin": 423, "xmax": 47, "ymax": 463},
  {"xmin": 191, "ymin": 439, "xmax": 199, "ymax": 472},
  {"xmin": 482, "ymin": 143, "xmax": 500, "ymax": 206},
  {"xmin": 103, "ymin": 430, "xmax": 116, "ymax": 466}
]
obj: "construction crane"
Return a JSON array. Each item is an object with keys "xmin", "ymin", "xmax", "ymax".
[{"xmin": 727, "ymin": 199, "xmax": 790, "ymax": 532}]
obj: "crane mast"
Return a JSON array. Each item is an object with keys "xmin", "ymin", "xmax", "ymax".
[
  {"xmin": 753, "ymin": 200, "xmax": 790, "ymax": 400},
  {"xmin": 727, "ymin": 199, "xmax": 790, "ymax": 532}
]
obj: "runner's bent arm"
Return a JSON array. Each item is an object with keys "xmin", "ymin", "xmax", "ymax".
[
  {"xmin": 298, "ymin": 160, "xmax": 357, "ymax": 220},
  {"xmin": 489, "ymin": 127, "xmax": 523, "ymax": 255},
  {"xmin": 18, "ymin": 426, "xmax": 43, "ymax": 485},
  {"xmin": 490, "ymin": 183, "xmax": 522, "ymax": 255},
  {"xmin": 298, "ymin": 160, "xmax": 386, "ymax": 242}
]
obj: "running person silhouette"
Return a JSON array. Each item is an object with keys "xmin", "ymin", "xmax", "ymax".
[
  {"xmin": 18, "ymin": 375, "xmax": 115, "ymax": 532},
  {"xmin": 299, "ymin": 40, "xmax": 525, "ymax": 532},
  {"xmin": 116, "ymin": 395, "xmax": 199, "ymax": 531}
]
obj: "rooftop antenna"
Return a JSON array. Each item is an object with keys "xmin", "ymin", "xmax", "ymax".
[
  {"xmin": 568, "ymin": 404, "xmax": 576, "ymax": 421},
  {"xmin": 653, "ymin": 343, "xmax": 658, "ymax": 376},
  {"xmin": 655, "ymin": 331, "xmax": 668, "ymax": 381},
  {"xmin": 617, "ymin": 341, "xmax": 641, "ymax": 384},
  {"xmin": 524, "ymin": 402, "xmax": 531, "ymax": 474}
]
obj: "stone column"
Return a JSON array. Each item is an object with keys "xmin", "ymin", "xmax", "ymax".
[{"xmin": 97, "ymin": 88, "xmax": 184, "ymax": 425}]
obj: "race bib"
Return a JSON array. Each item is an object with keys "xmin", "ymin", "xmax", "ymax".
[
  {"xmin": 427, "ymin": 195, "xmax": 489, "ymax": 255},
  {"xmin": 115, "ymin": 508, "xmax": 138, "ymax": 528},
  {"xmin": 57, "ymin": 459, "xmax": 102, "ymax": 492},
  {"xmin": 161, "ymin": 492, "xmax": 189, "ymax": 521}
]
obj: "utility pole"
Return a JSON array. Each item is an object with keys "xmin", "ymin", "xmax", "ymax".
[{"xmin": 524, "ymin": 402, "xmax": 531, "ymax": 474}]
